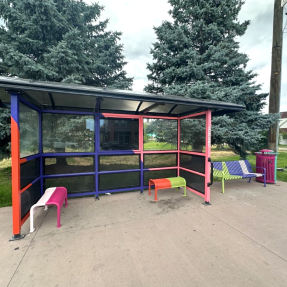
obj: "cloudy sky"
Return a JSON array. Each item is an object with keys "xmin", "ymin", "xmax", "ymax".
[{"xmin": 87, "ymin": 0, "xmax": 287, "ymax": 113}]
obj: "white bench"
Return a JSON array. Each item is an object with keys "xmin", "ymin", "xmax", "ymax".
[{"xmin": 30, "ymin": 187, "xmax": 68, "ymax": 233}]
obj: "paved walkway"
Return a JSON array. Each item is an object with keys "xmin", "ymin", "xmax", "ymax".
[{"xmin": 1, "ymin": 179, "xmax": 287, "ymax": 287}]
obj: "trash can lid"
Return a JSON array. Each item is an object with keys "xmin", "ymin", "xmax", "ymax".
[{"xmin": 255, "ymin": 149, "xmax": 278, "ymax": 155}]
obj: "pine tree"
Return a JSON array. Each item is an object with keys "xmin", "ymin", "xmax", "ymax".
[
  {"xmin": 0, "ymin": 0, "xmax": 133, "ymax": 157},
  {"xmin": 145, "ymin": 0, "xmax": 278, "ymax": 158}
]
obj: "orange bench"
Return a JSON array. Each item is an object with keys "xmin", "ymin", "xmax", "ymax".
[{"xmin": 148, "ymin": 177, "xmax": 186, "ymax": 201}]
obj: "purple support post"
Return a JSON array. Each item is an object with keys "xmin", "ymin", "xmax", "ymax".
[
  {"xmin": 39, "ymin": 109, "xmax": 43, "ymax": 195},
  {"xmin": 139, "ymin": 116, "xmax": 144, "ymax": 193},
  {"xmin": 95, "ymin": 113, "xmax": 99, "ymax": 199}
]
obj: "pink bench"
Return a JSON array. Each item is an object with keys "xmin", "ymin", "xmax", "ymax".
[{"xmin": 30, "ymin": 187, "xmax": 68, "ymax": 233}]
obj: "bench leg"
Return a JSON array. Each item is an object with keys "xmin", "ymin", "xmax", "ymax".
[
  {"xmin": 155, "ymin": 187, "xmax": 158, "ymax": 201},
  {"xmin": 65, "ymin": 195, "xmax": 68, "ymax": 207},
  {"xmin": 263, "ymin": 174, "xmax": 266, "ymax": 187},
  {"xmin": 183, "ymin": 185, "xmax": 186, "ymax": 197},
  {"xmin": 149, "ymin": 180, "xmax": 151, "ymax": 196},
  {"xmin": 56, "ymin": 204, "xmax": 61, "ymax": 228},
  {"xmin": 222, "ymin": 178, "xmax": 225, "ymax": 193},
  {"xmin": 248, "ymin": 178, "xmax": 251, "ymax": 183},
  {"xmin": 30, "ymin": 205, "xmax": 37, "ymax": 233}
]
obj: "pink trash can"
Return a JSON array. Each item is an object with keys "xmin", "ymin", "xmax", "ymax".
[{"xmin": 255, "ymin": 149, "xmax": 278, "ymax": 184}]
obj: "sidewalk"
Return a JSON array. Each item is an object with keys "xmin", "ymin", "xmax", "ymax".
[{"xmin": 1, "ymin": 179, "xmax": 287, "ymax": 287}]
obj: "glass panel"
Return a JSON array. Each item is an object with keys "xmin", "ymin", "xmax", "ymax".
[
  {"xmin": 44, "ymin": 156, "xmax": 95, "ymax": 175},
  {"xmin": 144, "ymin": 154, "xmax": 177, "ymax": 169},
  {"xmin": 180, "ymin": 154, "xmax": 205, "ymax": 174},
  {"xmin": 101, "ymin": 98, "xmax": 140, "ymax": 111},
  {"xmin": 144, "ymin": 119, "xmax": 177, "ymax": 150},
  {"xmin": 100, "ymin": 118, "xmax": 139, "ymax": 150},
  {"xmin": 52, "ymin": 93, "xmax": 96, "ymax": 109},
  {"xmin": 42, "ymin": 113, "xmax": 95, "ymax": 153},
  {"xmin": 99, "ymin": 155, "xmax": 140, "ymax": 171},
  {"xmin": 45, "ymin": 175, "xmax": 95, "ymax": 194},
  {"xmin": 20, "ymin": 158, "xmax": 40, "ymax": 189},
  {"xmin": 21, "ymin": 180, "xmax": 41, "ymax": 219},
  {"xmin": 180, "ymin": 116, "xmax": 206, "ymax": 153},
  {"xmin": 144, "ymin": 169, "xmax": 177, "ymax": 186},
  {"xmin": 19, "ymin": 103, "xmax": 39, "ymax": 158},
  {"xmin": 99, "ymin": 172, "xmax": 140, "ymax": 191},
  {"xmin": 180, "ymin": 170, "xmax": 205, "ymax": 194}
]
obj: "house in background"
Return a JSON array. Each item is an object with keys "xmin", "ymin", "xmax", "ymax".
[{"xmin": 279, "ymin": 111, "xmax": 287, "ymax": 145}]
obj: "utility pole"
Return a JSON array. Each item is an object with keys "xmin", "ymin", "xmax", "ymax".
[{"xmin": 268, "ymin": 0, "xmax": 284, "ymax": 152}]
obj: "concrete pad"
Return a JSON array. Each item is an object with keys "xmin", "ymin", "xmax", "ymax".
[{"xmin": 1, "ymin": 181, "xmax": 287, "ymax": 287}]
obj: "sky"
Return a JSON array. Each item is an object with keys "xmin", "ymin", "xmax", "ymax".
[{"xmin": 86, "ymin": 0, "xmax": 287, "ymax": 113}]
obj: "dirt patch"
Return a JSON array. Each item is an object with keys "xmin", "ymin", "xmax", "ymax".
[{"xmin": 155, "ymin": 196, "xmax": 190, "ymax": 214}]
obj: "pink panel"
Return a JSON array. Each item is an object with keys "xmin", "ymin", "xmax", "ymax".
[
  {"xmin": 179, "ymin": 167, "xmax": 205, "ymax": 177},
  {"xmin": 180, "ymin": 150, "xmax": 206, "ymax": 157},
  {"xmin": 177, "ymin": 119, "xmax": 180, "ymax": 176},
  {"xmin": 148, "ymin": 166, "xmax": 178, "ymax": 171},
  {"xmin": 101, "ymin": 113, "xmax": 141, "ymax": 119},
  {"xmin": 180, "ymin": 111, "xmax": 207, "ymax": 120},
  {"xmin": 144, "ymin": 115, "xmax": 178, "ymax": 120},
  {"xmin": 143, "ymin": 150, "xmax": 177, "ymax": 154},
  {"xmin": 204, "ymin": 110, "xmax": 211, "ymax": 203}
]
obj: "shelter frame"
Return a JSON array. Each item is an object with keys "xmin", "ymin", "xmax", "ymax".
[{"xmin": 10, "ymin": 93, "xmax": 212, "ymax": 239}]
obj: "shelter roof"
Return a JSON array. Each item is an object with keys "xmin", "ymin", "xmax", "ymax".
[{"xmin": 0, "ymin": 76, "xmax": 245, "ymax": 117}]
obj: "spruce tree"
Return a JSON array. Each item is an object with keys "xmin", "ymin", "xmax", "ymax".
[
  {"xmin": 0, "ymin": 0, "xmax": 133, "ymax": 157},
  {"xmin": 145, "ymin": 0, "xmax": 278, "ymax": 158},
  {"xmin": 0, "ymin": 0, "xmax": 132, "ymax": 88}
]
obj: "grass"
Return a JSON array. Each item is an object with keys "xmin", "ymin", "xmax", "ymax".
[
  {"xmin": 1, "ymin": 150, "xmax": 286, "ymax": 208},
  {"xmin": 0, "ymin": 158, "xmax": 12, "ymax": 207}
]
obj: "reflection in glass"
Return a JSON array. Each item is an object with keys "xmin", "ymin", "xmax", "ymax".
[
  {"xmin": 19, "ymin": 103, "xmax": 39, "ymax": 158},
  {"xmin": 99, "ymin": 172, "xmax": 140, "ymax": 191},
  {"xmin": 144, "ymin": 154, "xmax": 177, "ymax": 168},
  {"xmin": 45, "ymin": 175, "xmax": 95, "ymax": 194},
  {"xmin": 42, "ymin": 113, "xmax": 95, "ymax": 153},
  {"xmin": 20, "ymin": 158, "xmax": 40, "ymax": 189},
  {"xmin": 144, "ymin": 119, "xmax": 177, "ymax": 150},
  {"xmin": 180, "ymin": 117, "xmax": 206, "ymax": 153},
  {"xmin": 100, "ymin": 118, "xmax": 139, "ymax": 150},
  {"xmin": 99, "ymin": 155, "xmax": 140, "ymax": 171},
  {"xmin": 44, "ymin": 156, "xmax": 95, "ymax": 175}
]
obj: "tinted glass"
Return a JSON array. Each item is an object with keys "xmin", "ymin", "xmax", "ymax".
[
  {"xmin": 45, "ymin": 176, "xmax": 95, "ymax": 194},
  {"xmin": 99, "ymin": 155, "xmax": 140, "ymax": 171},
  {"xmin": 19, "ymin": 103, "xmax": 39, "ymax": 158},
  {"xmin": 42, "ymin": 113, "xmax": 94, "ymax": 153},
  {"xmin": 144, "ymin": 169, "xmax": 177, "ymax": 186},
  {"xmin": 20, "ymin": 158, "xmax": 40, "ymax": 189},
  {"xmin": 180, "ymin": 154, "xmax": 205, "ymax": 174},
  {"xmin": 144, "ymin": 154, "xmax": 177, "ymax": 169},
  {"xmin": 180, "ymin": 116, "xmax": 206, "ymax": 152},
  {"xmin": 99, "ymin": 172, "xmax": 140, "ymax": 191},
  {"xmin": 21, "ymin": 180, "xmax": 41, "ymax": 219},
  {"xmin": 100, "ymin": 118, "xmax": 139, "ymax": 150},
  {"xmin": 180, "ymin": 170, "xmax": 205, "ymax": 194},
  {"xmin": 44, "ymin": 156, "xmax": 95, "ymax": 175},
  {"xmin": 144, "ymin": 119, "xmax": 177, "ymax": 150}
]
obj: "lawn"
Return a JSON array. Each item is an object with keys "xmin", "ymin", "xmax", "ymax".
[
  {"xmin": 1, "ymin": 150, "xmax": 286, "ymax": 207},
  {"xmin": 0, "ymin": 158, "xmax": 12, "ymax": 207}
]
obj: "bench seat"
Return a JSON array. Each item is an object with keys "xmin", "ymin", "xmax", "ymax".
[{"xmin": 213, "ymin": 160, "xmax": 266, "ymax": 193}]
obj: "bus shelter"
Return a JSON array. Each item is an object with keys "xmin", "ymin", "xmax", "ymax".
[{"xmin": 0, "ymin": 76, "xmax": 245, "ymax": 240}]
